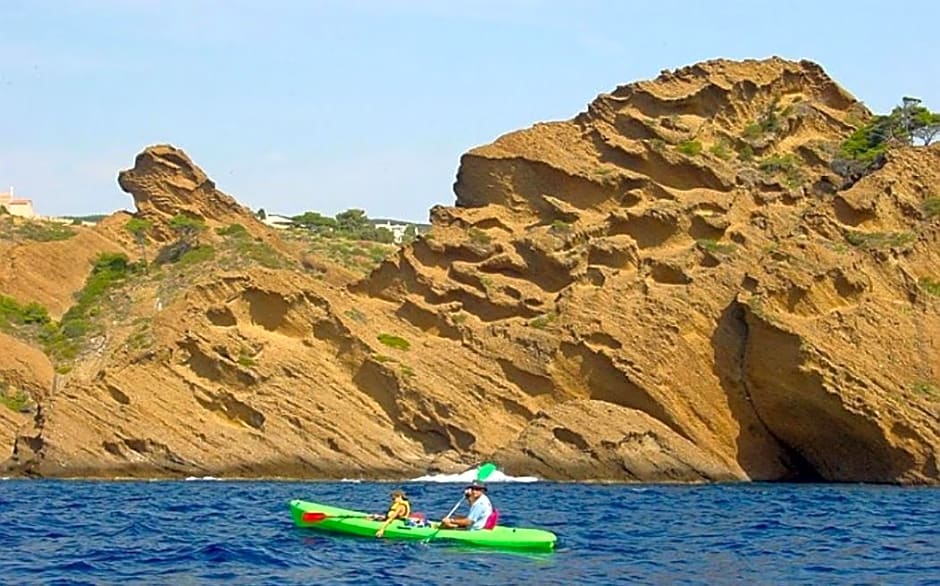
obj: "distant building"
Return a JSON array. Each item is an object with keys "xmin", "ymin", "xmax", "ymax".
[
  {"xmin": 374, "ymin": 221, "xmax": 412, "ymax": 244},
  {"xmin": 0, "ymin": 186, "xmax": 37, "ymax": 218},
  {"xmin": 262, "ymin": 214, "xmax": 296, "ymax": 230}
]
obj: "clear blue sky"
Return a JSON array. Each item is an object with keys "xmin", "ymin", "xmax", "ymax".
[{"xmin": 1, "ymin": 1, "xmax": 937, "ymax": 222}]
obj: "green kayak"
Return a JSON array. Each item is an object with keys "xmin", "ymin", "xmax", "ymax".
[{"xmin": 289, "ymin": 499, "xmax": 557, "ymax": 552}]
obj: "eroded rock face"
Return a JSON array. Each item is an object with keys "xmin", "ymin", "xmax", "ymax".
[
  {"xmin": 0, "ymin": 332, "xmax": 54, "ymax": 397},
  {"xmin": 495, "ymin": 400, "xmax": 740, "ymax": 481},
  {"xmin": 1, "ymin": 57, "xmax": 938, "ymax": 483},
  {"xmin": 0, "ymin": 333, "xmax": 54, "ymax": 460},
  {"xmin": 361, "ymin": 57, "xmax": 939, "ymax": 483}
]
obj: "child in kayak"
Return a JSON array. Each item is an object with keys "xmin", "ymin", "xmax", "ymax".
[
  {"xmin": 370, "ymin": 489, "xmax": 411, "ymax": 537},
  {"xmin": 439, "ymin": 481, "xmax": 495, "ymax": 530}
]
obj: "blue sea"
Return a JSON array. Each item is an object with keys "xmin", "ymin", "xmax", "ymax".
[{"xmin": 0, "ymin": 479, "xmax": 938, "ymax": 585}]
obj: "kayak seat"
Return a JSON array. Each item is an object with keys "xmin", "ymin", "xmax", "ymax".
[{"xmin": 483, "ymin": 508, "xmax": 499, "ymax": 530}]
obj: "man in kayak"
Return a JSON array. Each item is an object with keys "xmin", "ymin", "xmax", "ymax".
[
  {"xmin": 370, "ymin": 489, "xmax": 412, "ymax": 537},
  {"xmin": 439, "ymin": 481, "xmax": 494, "ymax": 530}
]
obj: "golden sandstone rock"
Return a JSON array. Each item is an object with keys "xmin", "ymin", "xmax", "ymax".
[{"xmin": 1, "ymin": 58, "xmax": 937, "ymax": 483}]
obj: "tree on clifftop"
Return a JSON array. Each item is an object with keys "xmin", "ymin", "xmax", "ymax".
[
  {"xmin": 292, "ymin": 211, "xmax": 337, "ymax": 233},
  {"xmin": 834, "ymin": 97, "xmax": 940, "ymax": 183},
  {"xmin": 906, "ymin": 99, "xmax": 940, "ymax": 146},
  {"xmin": 335, "ymin": 209, "xmax": 370, "ymax": 235}
]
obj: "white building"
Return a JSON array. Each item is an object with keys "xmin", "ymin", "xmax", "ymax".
[
  {"xmin": 374, "ymin": 221, "xmax": 412, "ymax": 244},
  {"xmin": 0, "ymin": 187, "xmax": 37, "ymax": 218},
  {"xmin": 262, "ymin": 214, "xmax": 296, "ymax": 230}
]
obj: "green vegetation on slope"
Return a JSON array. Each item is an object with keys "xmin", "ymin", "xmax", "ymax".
[
  {"xmin": 0, "ymin": 294, "xmax": 50, "ymax": 332},
  {"xmin": 0, "ymin": 217, "xmax": 77, "ymax": 242},
  {"xmin": 0, "ymin": 386, "xmax": 31, "ymax": 412},
  {"xmin": 40, "ymin": 253, "xmax": 142, "ymax": 366}
]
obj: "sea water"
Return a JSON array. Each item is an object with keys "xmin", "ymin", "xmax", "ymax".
[{"xmin": 0, "ymin": 478, "xmax": 937, "ymax": 584}]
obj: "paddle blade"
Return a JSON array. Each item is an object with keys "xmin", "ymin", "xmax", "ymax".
[
  {"xmin": 476, "ymin": 462, "xmax": 497, "ymax": 481},
  {"xmin": 300, "ymin": 512, "xmax": 328, "ymax": 522}
]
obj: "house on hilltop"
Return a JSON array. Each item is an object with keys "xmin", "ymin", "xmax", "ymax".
[
  {"xmin": 0, "ymin": 187, "xmax": 37, "ymax": 218},
  {"xmin": 373, "ymin": 221, "xmax": 412, "ymax": 244},
  {"xmin": 262, "ymin": 214, "xmax": 296, "ymax": 230}
]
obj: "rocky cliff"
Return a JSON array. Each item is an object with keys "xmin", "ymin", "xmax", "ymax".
[{"xmin": 1, "ymin": 57, "xmax": 937, "ymax": 483}]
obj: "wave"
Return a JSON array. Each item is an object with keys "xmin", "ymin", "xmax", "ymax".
[
  {"xmin": 410, "ymin": 466, "xmax": 539, "ymax": 483},
  {"xmin": 183, "ymin": 476, "xmax": 221, "ymax": 481}
]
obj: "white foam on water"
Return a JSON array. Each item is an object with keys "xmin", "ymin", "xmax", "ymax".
[
  {"xmin": 184, "ymin": 476, "xmax": 221, "ymax": 481},
  {"xmin": 410, "ymin": 466, "xmax": 539, "ymax": 483},
  {"xmin": 340, "ymin": 478, "xmax": 363, "ymax": 483}
]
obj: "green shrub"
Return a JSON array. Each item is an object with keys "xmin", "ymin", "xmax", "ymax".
[
  {"xmin": 15, "ymin": 221, "xmax": 76, "ymax": 242},
  {"xmin": 0, "ymin": 388, "xmax": 30, "ymax": 412},
  {"xmin": 742, "ymin": 102, "xmax": 781, "ymax": 140},
  {"xmin": 0, "ymin": 295, "xmax": 50, "ymax": 330},
  {"xmin": 911, "ymin": 381, "xmax": 939, "ymax": 397},
  {"xmin": 758, "ymin": 154, "xmax": 804, "ymax": 187},
  {"xmin": 529, "ymin": 313, "xmax": 557, "ymax": 329},
  {"xmin": 377, "ymin": 333, "xmax": 410, "ymax": 350},
  {"xmin": 169, "ymin": 214, "xmax": 207, "ymax": 243},
  {"xmin": 919, "ymin": 277, "xmax": 940, "ymax": 297},
  {"xmin": 696, "ymin": 239, "xmax": 736, "ymax": 255},
  {"xmin": 677, "ymin": 140, "xmax": 703, "ymax": 156},
  {"xmin": 216, "ymin": 223, "xmax": 249, "ymax": 238},
  {"xmin": 550, "ymin": 220, "xmax": 572, "ymax": 235},
  {"xmin": 839, "ymin": 123, "xmax": 888, "ymax": 163},
  {"xmin": 758, "ymin": 154, "xmax": 799, "ymax": 173},
  {"xmin": 845, "ymin": 231, "xmax": 916, "ymax": 250},
  {"xmin": 126, "ymin": 321, "xmax": 154, "ymax": 351},
  {"xmin": 232, "ymin": 240, "xmax": 292, "ymax": 269},
  {"xmin": 178, "ymin": 245, "xmax": 215, "ymax": 266},
  {"xmin": 344, "ymin": 308, "xmax": 367, "ymax": 323},
  {"xmin": 709, "ymin": 142, "xmax": 732, "ymax": 160},
  {"xmin": 742, "ymin": 123, "xmax": 763, "ymax": 140},
  {"xmin": 40, "ymin": 322, "xmax": 79, "ymax": 362},
  {"xmin": 737, "ymin": 144, "xmax": 754, "ymax": 162},
  {"xmin": 745, "ymin": 296, "xmax": 778, "ymax": 324},
  {"xmin": 922, "ymin": 197, "xmax": 940, "ymax": 218},
  {"xmin": 468, "ymin": 228, "xmax": 492, "ymax": 246}
]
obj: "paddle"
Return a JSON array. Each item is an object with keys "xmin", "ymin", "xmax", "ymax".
[
  {"xmin": 300, "ymin": 512, "xmax": 373, "ymax": 523},
  {"xmin": 423, "ymin": 462, "xmax": 497, "ymax": 543}
]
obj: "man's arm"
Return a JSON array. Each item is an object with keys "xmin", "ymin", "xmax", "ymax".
[{"xmin": 441, "ymin": 516, "xmax": 472, "ymax": 528}]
